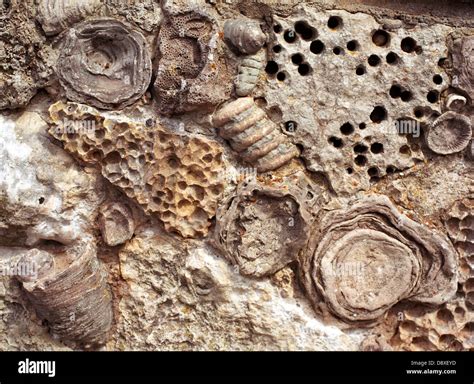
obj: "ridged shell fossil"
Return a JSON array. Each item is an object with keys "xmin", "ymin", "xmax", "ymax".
[
  {"xmin": 16, "ymin": 243, "xmax": 113, "ymax": 345},
  {"xmin": 49, "ymin": 101, "xmax": 225, "ymax": 238},
  {"xmin": 446, "ymin": 93, "xmax": 467, "ymax": 111},
  {"xmin": 299, "ymin": 195, "xmax": 458, "ymax": 326},
  {"xmin": 99, "ymin": 202, "xmax": 135, "ymax": 246},
  {"xmin": 224, "ymin": 19, "xmax": 266, "ymax": 55},
  {"xmin": 36, "ymin": 0, "xmax": 103, "ymax": 36},
  {"xmin": 212, "ymin": 97, "xmax": 299, "ymax": 172},
  {"xmin": 57, "ymin": 18, "xmax": 152, "ymax": 110},
  {"xmin": 452, "ymin": 36, "xmax": 474, "ymax": 99},
  {"xmin": 426, "ymin": 112, "xmax": 472, "ymax": 155},
  {"xmin": 213, "ymin": 180, "xmax": 312, "ymax": 277},
  {"xmin": 236, "ymin": 51, "xmax": 265, "ymax": 97}
]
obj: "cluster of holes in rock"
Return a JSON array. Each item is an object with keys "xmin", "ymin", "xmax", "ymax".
[{"xmin": 269, "ymin": 15, "xmax": 446, "ymax": 181}]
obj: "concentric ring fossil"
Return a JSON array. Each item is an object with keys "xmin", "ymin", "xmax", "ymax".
[
  {"xmin": 57, "ymin": 18, "xmax": 152, "ymax": 110},
  {"xmin": 212, "ymin": 97, "xmax": 299, "ymax": 172},
  {"xmin": 426, "ymin": 112, "xmax": 472, "ymax": 155},
  {"xmin": 16, "ymin": 242, "xmax": 113, "ymax": 346},
  {"xmin": 224, "ymin": 19, "xmax": 267, "ymax": 55},
  {"xmin": 299, "ymin": 195, "xmax": 458, "ymax": 325},
  {"xmin": 214, "ymin": 180, "xmax": 312, "ymax": 277},
  {"xmin": 36, "ymin": 0, "xmax": 103, "ymax": 36}
]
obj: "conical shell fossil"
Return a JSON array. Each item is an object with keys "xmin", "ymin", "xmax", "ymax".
[
  {"xmin": 57, "ymin": 18, "xmax": 152, "ymax": 110},
  {"xmin": 224, "ymin": 19, "xmax": 266, "ymax": 55},
  {"xmin": 36, "ymin": 0, "xmax": 103, "ymax": 36},
  {"xmin": 236, "ymin": 51, "xmax": 265, "ymax": 97},
  {"xmin": 212, "ymin": 97, "xmax": 299, "ymax": 172},
  {"xmin": 426, "ymin": 112, "xmax": 472, "ymax": 155},
  {"xmin": 16, "ymin": 243, "xmax": 113, "ymax": 346},
  {"xmin": 299, "ymin": 195, "xmax": 458, "ymax": 326},
  {"xmin": 213, "ymin": 180, "xmax": 312, "ymax": 277}
]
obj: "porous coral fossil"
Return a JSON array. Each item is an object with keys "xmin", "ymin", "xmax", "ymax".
[
  {"xmin": 14, "ymin": 241, "xmax": 113, "ymax": 346},
  {"xmin": 152, "ymin": 10, "xmax": 233, "ymax": 115},
  {"xmin": 213, "ymin": 177, "xmax": 313, "ymax": 277},
  {"xmin": 299, "ymin": 195, "xmax": 458, "ymax": 325},
  {"xmin": 48, "ymin": 101, "xmax": 225, "ymax": 238},
  {"xmin": 56, "ymin": 18, "xmax": 152, "ymax": 110}
]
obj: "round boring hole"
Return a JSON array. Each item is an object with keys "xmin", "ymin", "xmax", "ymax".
[
  {"xmin": 346, "ymin": 40, "xmax": 359, "ymax": 51},
  {"xmin": 370, "ymin": 106, "xmax": 387, "ymax": 123},
  {"xmin": 273, "ymin": 24, "xmax": 283, "ymax": 33},
  {"xmin": 354, "ymin": 143, "xmax": 368, "ymax": 153},
  {"xmin": 401, "ymin": 37, "xmax": 417, "ymax": 53},
  {"xmin": 284, "ymin": 29, "xmax": 297, "ymax": 43},
  {"xmin": 368, "ymin": 167, "xmax": 379, "ymax": 177},
  {"xmin": 371, "ymin": 142, "xmax": 384, "ymax": 154},
  {"xmin": 359, "ymin": 122, "xmax": 366, "ymax": 129},
  {"xmin": 272, "ymin": 44, "xmax": 282, "ymax": 53},
  {"xmin": 329, "ymin": 136, "xmax": 343, "ymax": 148},
  {"xmin": 427, "ymin": 90, "xmax": 439, "ymax": 103},
  {"xmin": 327, "ymin": 16, "xmax": 342, "ymax": 30},
  {"xmin": 298, "ymin": 63, "xmax": 311, "ymax": 76},
  {"xmin": 390, "ymin": 84, "xmax": 402, "ymax": 98},
  {"xmin": 340, "ymin": 122, "xmax": 354, "ymax": 135},
  {"xmin": 291, "ymin": 53, "xmax": 304, "ymax": 65},
  {"xmin": 265, "ymin": 61, "xmax": 279, "ymax": 75},
  {"xmin": 368, "ymin": 54, "xmax": 381, "ymax": 66},
  {"xmin": 372, "ymin": 30, "xmax": 390, "ymax": 47},
  {"xmin": 294, "ymin": 20, "xmax": 316, "ymax": 40},
  {"xmin": 310, "ymin": 40, "xmax": 325, "ymax": 54},
  {"xmin": 346, "ymin": 167, "xmax": 353, "ymax": 174},
  {"xmin": 356, "ymin": 65, "xmax": 366, "ymax": 76},
  {"xmin": 277, "ymin": 71, "xmax": 287, "ymax": 81},
  {"xmin": 414, "ymin": 108, "xmax": 424, "ymax": 118},
  {"xmin": 433, "ymin": 74, "xmax": 443, "ymax": 84},
  {"xmin": 355, "ymin": 155, "xmax": 368, "ymax": 166},
  {"xmin": 333, "ymin": 46, "xmax": 343, "ymax": 55},
  {"xmin": 401, "ymin": 90, "xmax": 413, "ymax": 102},
  {"xmin": 386, "ymin": 52, "xmax": 399, "ymax": 64}
]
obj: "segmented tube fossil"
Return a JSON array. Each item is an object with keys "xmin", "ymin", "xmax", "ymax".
[
  {"xmin": 224, "ymin": 19, "xmax": 266, "ymax": 55},
  {"xmin": 236, "ymin": 51, "xmax": 265, "ymax": 97},
  {"xmin": 212, "ymin": 97, "xmax": 299, "ymax": 172},
  {"xmin": 56, "ymin": 18, "xmax": 152, "ymax": 110}
]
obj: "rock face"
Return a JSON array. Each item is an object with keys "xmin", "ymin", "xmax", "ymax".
[{"xmin": 0, "ymin": 1, "xmax": 473, "ymax": 352}]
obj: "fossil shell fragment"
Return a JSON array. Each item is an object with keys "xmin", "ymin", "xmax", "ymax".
[
  {"xmin": 16, "ymin": 243, "xmax": 113, "ymax": 346},
  {"xmin": 446, "ymin": 93, "xmax": 467, "ymax": 111},
  {"xmin": 452, "ymin": 36, "xmax": 474, "ymax": 100},
  {"xmin": 214, "ymin": 180, "xmax": 312, "ymax": 277},
  {"xmin": 57, "ymin": 18, "xmax": 152, "ymax": 110},
  {"xmin": 426, "ymin": 112, "xmax": 472, "ymax": 155},
  {"xmin": 99, "ymin": 202, "xmax": 135, "ymax": 246},
  {"xmin": 48, "ymin": 101, "xmax": 225, "ymax": 238},
  {"xmin": 299, "ymin": 195, "xmax": 458, "ymax": 325},
  {"xmin": 212, "ymin": 97, "xmax": 299, "ymax": 172},
  {"xmin": 36, "ymin": 0, "xmax": 103, "ymax": 36},
  {"xmin": 236, "ymin": 51, "xmax": 265, "ymax": 97},
  {"xmin": 224, "ymin": 19, "xmax": 266, "ymax": 55}
]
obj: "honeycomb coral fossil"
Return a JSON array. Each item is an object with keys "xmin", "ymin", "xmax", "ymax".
[
  {"xmin": 57, "ymin": 18, "xmax": 152, "ymax": 110},
  {"xmin": 426, "ymin": 112, "xmax": 472, "ymax": 155},
  {"xmin": 48, "ymin": 101, "xmax": 225, "ymax": 238},
  {"xmin": 212, "ymin": 97, "xmax": 299, "ymax": 172},
  {"xmin": 15, "ymin": 243, "xmax": 113, "ymax": 346},
  {"xmin": 36, "ymin": 0, "xmax": 103, "ymax": 36},
  {"xmin": 213, "ymin": 180, "xmax": 312, "ymax": 277},
  {"xmin": 224, "ymin": 19, "xmax": 267, "ymax": 55},
  {"xmin": 299, "ymin": 195, "xmax": 458, "ymax": 325}
]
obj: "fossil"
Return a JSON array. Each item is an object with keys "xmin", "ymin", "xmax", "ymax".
[
  {"xmin": 212, "ymin": 97, "xmax": 299, "ymax": 172},
  {"xmin": 36, "ymin": 0, "xmax": 103, "ymax": 36},
  {"xmin": 15, "ymin": 242, "xmax": 113, "ymax": 346},
  {"xmin": 425, "ymin": 112, "xmax": 472, "ymax": 155},
  {"xmin": 236, "ymin": 51, "xmax": 265, "ymax": 97},
  {"xmin": 99, "ymin": 202, "xmax": 135, "ymax": 247},
  {"xmin": 224, "ymin": 19, "xmax": 267, "ymax": 55},
  {"xmin": 299, "ymin": 195, "xmax": 458, "ymax": 325},
  {"xmin": 452, "ymin": 36, "xmax": 474, "ymax": 100},
  {"xmin": 56, "ymin": 18, "xmax": 152, "ymax": 110},
  {"xmin": 213, "ymin": 179, "xmax": 313, "ymax": 277},
  {"xmin": 48, "ymin": 101, "xmax": 225, "ymax": 238}
]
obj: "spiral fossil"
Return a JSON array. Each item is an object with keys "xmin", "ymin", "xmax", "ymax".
[
  {"xmin": 299, "ymin": 195, "xmax": 458, "ymax": 325},
  {"xmin": 15, "ymin": 242, "xmax": 113, "ymax": 346},
  {"xmin": 56, "ymin": 18, "xmax": 152, "ymax": 110},
  {"xmin": 212, "ymin": 97, "xmax": 299, "ymax": 172}
]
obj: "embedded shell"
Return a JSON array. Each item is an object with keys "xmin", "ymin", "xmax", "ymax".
[
  {"xmin": 426, "ymin": 112, "xmax": 472, "ymax": 155},
  {"xmin": 224, "ymin": 19, "xmax": 267, "ymax": 55},
  {"xmin": 56, "ymin": 18, "xmax": 152, "ymax": 110}
]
